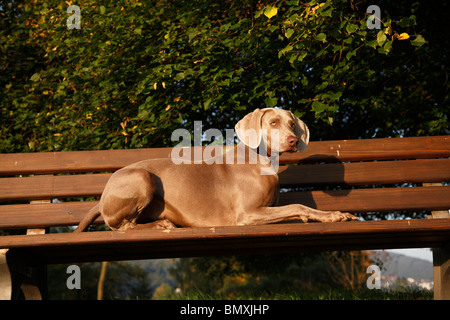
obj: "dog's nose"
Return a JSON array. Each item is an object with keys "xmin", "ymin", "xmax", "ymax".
[{"xmin": 287, "ymin": 135, "xmax": 298, "ymax": 147}]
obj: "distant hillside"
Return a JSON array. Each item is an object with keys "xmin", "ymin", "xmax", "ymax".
[
  {"xmin": 131, "ymin": 252, "xmax": 434, "ymax": 293},
  {"xmin": 372, "ymin": 252, "xmax": 433, "ymax": 281}
]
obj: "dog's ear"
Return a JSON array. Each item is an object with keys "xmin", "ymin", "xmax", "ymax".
[
  {"xmin": 235, "ymin": 108, "xmax": 266, "ymax": 148},
  {"xmin": 291, "ymin": 112, "xmax": 310, "ymax": 152}
]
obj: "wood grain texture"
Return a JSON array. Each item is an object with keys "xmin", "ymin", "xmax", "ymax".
[
  {"xmin": 1, "ymin": 136, "xmax": 449, "ymax": 264},
  {"xmin": 278, "ymin": 186, "xmax": 450, "ymax": 212},
  {"xmin": 1, "ymin": 158, "xmax": 449, "ymax": 201},
  {"xmin": 0, "ymin": 148, "xmax": 172, "ymax": 175},
  {"xmin": 0, "ymin": 174, "xmax": 110, "ymax": 201},
  {"xmin": 278, "ymin": 158, "xmax": 450, "ymax": 186},
  {"xmin": 3, "ymin": 219, "xmax": 450, "ymax": 264},
  {"xmin": 1, "ymin": 136, "xmax": 449, "ymax": 175},
  {"xmin": 0, "ymin": 201, "xmax": 102, "ymax": 229},
  {"xmin": 1, "ymin": 186, "xmax": 449, "ymax": 230}
]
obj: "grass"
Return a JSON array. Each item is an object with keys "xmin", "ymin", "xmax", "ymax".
[{"xmin": 157, "ymin": 288, "xmax": 433, "ymax": 300}]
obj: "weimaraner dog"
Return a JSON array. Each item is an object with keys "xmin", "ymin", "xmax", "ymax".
[{"xmin": 75, "ymin": 108, "xmax": 357, "ymax": 232}]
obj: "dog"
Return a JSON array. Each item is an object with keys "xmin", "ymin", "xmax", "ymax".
[{"xmin": 74, "ymin": 108, "xmax": 357, "ymax": 232}]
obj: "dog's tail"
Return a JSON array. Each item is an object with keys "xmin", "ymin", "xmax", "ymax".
[{"xmin": 73, "ymin": 203, "xmax": 101, "ymax": 233}]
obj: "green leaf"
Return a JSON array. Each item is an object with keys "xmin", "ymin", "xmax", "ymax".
[
  {"xmin": 346, "ymin": 23, "xmax": 358, "ymax": 34},
  {"xmin": 311, "ymin": 101, "xmax": 327, "ymax": 115},
  {"xmin": 268, "ymin": 25, "xmax": 278, "ymax": 32},
  {"xmin": 317, "ymin": 81, "xmax": 328, "ymax": 90},
  {"xmin": 411, "ymin": 34, "xmax": 427, "ymax": 47},
  {"xmin": 264, "ymin": 6, "xmax": 278, "ymax": 19},
  {"xmin": 175, "ymin": 72, "xmax": 186, "ymax": 80},
  {"xmin": 397, "ymin": 15, "xmax": 416, "ymax": 28},
  {"xmin": 134, "ymin": 28, "xmax": 142, "ymax": 35},
  {"xmin": 328, "ymin": 91, "xmax": 343, "ymax": 100},
  {"xmin": 285, "ymin": 29, "xmax": 294, "ymax": 39},
  {"xmin": 188, "ymin": 32, "xmax": 197, "ymax": 41},
  {"xmin": 328, "ymin": 116, "xmax": 334, "ymax": 125},
  {"xmin": 254, "ymin": 8, "xmax": 264, "ymax": 19},
  {"xmin": 346, "ymin": 49, "xmax": 357, "ymax": 60},
  {"xmin": 365, "ymin": 40, "xmax": 378, "ymax": 48},
  {"xmin": 265, "ymin": 92, "xmax": 278, "ymax": 107},
  {"xmin": 322, "ymin": 8, "xmax": 333, "ymax": 17},
  {"xmin": 278, "ymin": 45, "xmax": 293, "ymax": 58},
  {"xmin": 378, "ymin": 40, "xmax": 392, "ymax": 54},
  {"xmin": 315, "ymin": 33, "xmax": 327, "ymax": 42},
  {"xmin": 30, "ymin": 73, "xmax": 41, "ymax": 82},
  {"xmin": 301, "ymin": 76, "xmax": 308, "ymax": 86},
  {"xmin": 293, "ymin": 110, "xmax": 305, "ymax": 118},
  {"xmin": 298, "ymin": 52, "xmax": 307, "ymax": 62},
  {"xmin": 203, "ymin": 98, "xmax": 212, "ymax": 109},
  {"xmin": 376, "ymin": 30, "xmax": 387, "ymax": 46}
]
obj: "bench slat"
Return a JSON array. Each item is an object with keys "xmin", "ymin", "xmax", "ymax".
[
  {"xmin": 1, "ymin": 136, "xmax": 449, "ymax": 175},
  {"xmin": 3, "ymin": 219, "xmax": 450, "ymax": 264},
  {"xmin": 0, "ymin": 148, "xmax": 172, "ymax": 176},
  {"xmin": 286, "ymin": 135, "xmax": 450, "ymax": 164},
  {"xmin": 1, "ymin": 186, "xmax": 448, "ymax": 230},
  {"xmin": 279, "ymin": 158, "xmax": 450, "ymax": 186},
  {"xmin": 0, "ymin": 201, "xmax": 102, "ymax": 229},
  {"xmin": 2, "ymin": 158, "xmax": 449, "ymax": 201},
  {"xmin": 0, "ymin": 174, "xmax": 110, "ymax": 201},
  {"xmin": 279, "ymin": 186, "xmax": 450, "ymax": 212}
]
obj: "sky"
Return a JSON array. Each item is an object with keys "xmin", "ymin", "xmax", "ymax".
[{"xmin": 384, "ymin": 248, "xmax": 433, "ymax": 262}]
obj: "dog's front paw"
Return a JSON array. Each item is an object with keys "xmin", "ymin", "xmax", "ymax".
[
  {"xmin": 308, "ymin": 210, "xmax": 358, "ymax": 222},
  {"xmin": 330, "ymin": 211, "xmax": 358, "ymax": 222}
]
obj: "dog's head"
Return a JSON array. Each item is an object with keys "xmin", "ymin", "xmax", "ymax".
[{"xmin": 235, "ymin": 108, "xmax": 310, "ymax": 155}]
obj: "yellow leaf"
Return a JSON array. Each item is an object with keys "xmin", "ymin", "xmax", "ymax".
[
  {"xmin": 264, "ymin": 6, "xmax": 278, "ymax": 19},
  {"xmin": 174, "ymin": 96, "xmax": 181, "ymax": 102},
  {"xmin": 165, "ymin": 105, "xmax": 171, "ymax": 111},
  {"xmin": 398, "ymin": 32, "xmax": 410, "ymax": 40},
  {"xmin": 305, "ymin": 7, "xmax": 310, "ymax": 17},
  {"xmin": 162, "ymin": 82, "xmax": 166, "ymax": 89},
  {"xmin": 153, "ymin": 82, "xmax": 157, "ymax": 90}
]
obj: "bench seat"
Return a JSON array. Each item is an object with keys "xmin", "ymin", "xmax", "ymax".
[
  {"xmin": 1, "ymin": 135, "xmax": 449, "ymax": 299},
  {"xmin": 2, "ymin": 219, "xmax": 450, "ymax": 264}
]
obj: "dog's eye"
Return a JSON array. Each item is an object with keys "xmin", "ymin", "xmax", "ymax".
[
  {"xmin": 270, "ymin": 121, "xmax": 277, "ymax": 126},
  {"xmin": 290, "ymin": 122, "xmax": 296, "ymax": 129}
]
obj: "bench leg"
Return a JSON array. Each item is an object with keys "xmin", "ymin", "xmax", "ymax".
[
  {"xmin": 3, "ymin": 250, "xmax": 47, "ymax": 300},
  {"xmin": 423, "ymin": 183, "xmax": 450, "ymax": 300},
  {"xmin": 433, "ymin": 245, "xmax": 450, "ymax": 300},
  {"xmin": 0, "ymin": 250, "xmax": 12, "ymax": 300}
]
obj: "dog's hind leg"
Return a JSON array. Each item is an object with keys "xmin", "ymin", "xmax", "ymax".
[{"xmin": 100, "ymin": 168, "xmax": 157, "ymax": 231}]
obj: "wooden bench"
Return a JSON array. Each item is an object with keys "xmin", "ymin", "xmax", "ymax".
[{"xmin": 1, "ymin": 135, "xmax": 450, "ymax": 299}]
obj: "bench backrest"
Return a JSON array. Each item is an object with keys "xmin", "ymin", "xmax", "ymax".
[{"xmin": 1, "ymin": 136, "xmax": 449, "ymax": 231}]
